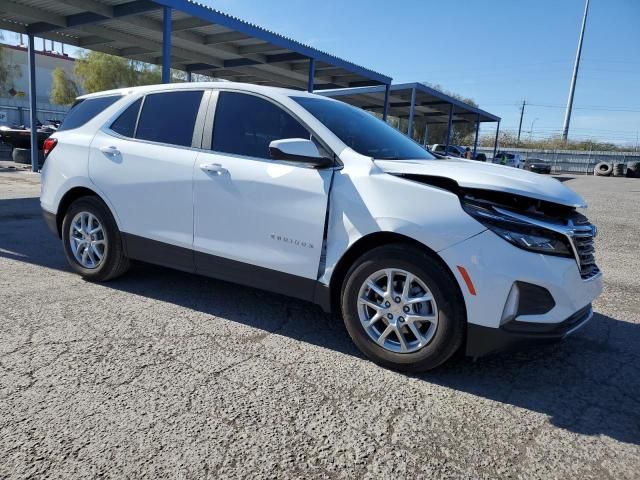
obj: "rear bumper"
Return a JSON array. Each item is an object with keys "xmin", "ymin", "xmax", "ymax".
[
  {"xmin": 466, "ymin": 304, "xmax": 593, "ymax": 358},
  {"xmin": 42, "ymin": 207, "xmax": 58, "ymax": 237}
]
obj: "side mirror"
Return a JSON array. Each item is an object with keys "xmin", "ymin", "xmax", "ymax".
[{"xmin": 269, "ymin": 138, "xmax": 333, "ymax": 168}]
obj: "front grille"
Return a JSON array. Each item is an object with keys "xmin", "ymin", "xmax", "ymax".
[{"xmin": 568, "ymin": 216, "xmax": 599, "ymax": 279}]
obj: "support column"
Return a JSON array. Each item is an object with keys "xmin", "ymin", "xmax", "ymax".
[
  {"xmin": 186, "ymin": 71, "xmax": 192, "ymax": 82},
  {"xmin": 307, "ymin": 58, "xmax": 315, "ymax": 93},
  {"xmin": 382, "ymin": 84, "xmax": 390, "ymax": 121},
  {"xmin": 473, "ymin": 113, "xmax": 480, "ymax": 158},
  {"xmin": 407, "ymin": 86, "xmax": 416, "ymax": 139},
  {"xmin": 162, "ymin": 6, "xmax": 172, "ymax": 84},
  {"xmin": 493, "ymin": 120, "xmax": 500, "ymax": 159},
  {"xmin": 27, "ymin": 35, "xmax": 38, "ymax": 173},
  {"xmin": 444, "ymin": 103, "xmax": 453, "ymax": 151}
]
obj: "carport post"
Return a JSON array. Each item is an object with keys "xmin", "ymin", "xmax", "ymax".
[
  {"xmin": 407, "ymin": 86, "xmax": 416, "ymax": 139},
  {"xmin": 492, "ymin": 120, "xmax": 500, "ymax": 159},
  {"xmin": 444, "ymin": 103, "xmax": 453, "ymax": 151},
  {"xmin": 162, "ymin": 6, "xmax": 172, "ymax": 83},
  {"xmin": 27, "ymin": 34, "xmax": 38, "ymax": 173},
  {"xmin": 472, "ymin": 113, "xmax": 480, "ymax": 157},
  {"xmin": 307, "ymin": 57, "xmax": 315, "ymax": 92},
  {"xmin": 382, "ymin": 84, "xmax": 390, "ymax": 121},
  {"xmin": 186, "ymin": 71, "xmax": 192, "ymax": 82}
]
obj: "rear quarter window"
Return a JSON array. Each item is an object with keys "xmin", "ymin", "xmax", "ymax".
[
  {"xmin": 58, "ymin": 95, "xmax": 122, "ymax": 132},
  {"xmin": 135, "ymin": 90, "xmax": 203, "ymax": 147}
]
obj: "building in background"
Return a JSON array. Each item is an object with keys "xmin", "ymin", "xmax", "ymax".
[{"xmin": 1, "ymin": 43, "xmax": 77, "ymax": 126}]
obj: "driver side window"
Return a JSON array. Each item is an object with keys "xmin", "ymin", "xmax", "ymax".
[{"xmin": 212, "ymin": 92, "xmax": 311, "ymax": 160}]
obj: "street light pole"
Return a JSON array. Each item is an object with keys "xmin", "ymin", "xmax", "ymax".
[{"xmin": 562, "ymin": 0, "xmax": 590, "ymax": 141}]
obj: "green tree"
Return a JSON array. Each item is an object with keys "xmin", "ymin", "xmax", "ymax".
[
  {"xmin": 49, "ymin": 67, "xmax": 79, "ymax": 105},
  {"xmin": 74, "ymin": 51, "xmax": 136, "ymax": 93},
  {"xmin": 0, "ymin": 45, "xmax": 21, "ymax": 96}
]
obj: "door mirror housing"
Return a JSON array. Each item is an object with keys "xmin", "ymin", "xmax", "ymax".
[{"xmin": 269, "ymin": 138, "xmax": 333, "ymax": 168}]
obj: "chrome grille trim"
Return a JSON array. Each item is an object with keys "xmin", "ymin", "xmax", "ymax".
[{"xmin": 493, "ymin": 207, "xmax": 599, "ymax": 279}]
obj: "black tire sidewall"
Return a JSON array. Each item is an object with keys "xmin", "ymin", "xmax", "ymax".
[
  {"xmin": 341, "ymin": 245, "xmax": 466, "ymax": 372},
  {"xmin": 61, "ymin": 196, "xmax": 122, "ymax": 280}
]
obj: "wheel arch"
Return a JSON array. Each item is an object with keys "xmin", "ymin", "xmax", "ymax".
[
  {"xmin": 55, "ymin": 187, "xmax": 114, "ymax": 238},
  {"xmin": 327, "ymin": 231, "xmax": 466, "ymax": 317}
]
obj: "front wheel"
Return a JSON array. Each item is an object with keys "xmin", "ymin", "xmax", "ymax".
[
  {"xmin": 341, "ymin": 244, "xmax": 466, "ymax": 372},
  {"xmin": 62, "ymin": 196, "xmax": 130, "ymax": 281}
]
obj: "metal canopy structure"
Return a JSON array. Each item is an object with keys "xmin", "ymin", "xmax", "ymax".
[
  {"xmin": 0, "ymin": 0, "xmax": 392, "ymax": 171},
  {"xmin": 320, "ymin": 82, "xmax": 501, "ymax": 158}
]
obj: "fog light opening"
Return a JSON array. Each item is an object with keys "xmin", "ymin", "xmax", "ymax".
[{"xmin": 501, "ymin": 283, "xmax": 520, "ymax": 325}]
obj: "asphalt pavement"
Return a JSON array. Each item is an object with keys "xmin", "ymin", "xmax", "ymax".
[{"xmin": 1, "ymin": 166, "xmax": 638, "ymax": 479}]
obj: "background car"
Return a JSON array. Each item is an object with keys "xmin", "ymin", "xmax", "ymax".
[
  {"xmin": 524, "ymin": 158, "xmax": 552, "ymax": 174},
  {"xmin": 430, "ymin": 144, "xmax": 485, "ymax": 160},
  {"xmin": 493, "ymin": 152, "xmax": 525, "ymax": 168},
  {"xmin": 430, "ymin": 144, "xmax": 465, "ymax": 157}
]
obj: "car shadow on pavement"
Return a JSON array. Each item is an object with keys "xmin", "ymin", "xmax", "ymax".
[{"xmin": 1, "ymin": 196, "xmax": 639, "ymax": 446}]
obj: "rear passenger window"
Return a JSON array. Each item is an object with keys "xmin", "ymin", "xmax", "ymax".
[
  {"xmin": 58, "ymin": 95, "xmax": 121, "ymax": 132},
  {"xmin": 212, "ymin": 92, "xmax": 309, "ymax": 159},
  {"xmin": 135, "ymin": 91, "xmax": 203, "ymax": 147},
  {"xmin": 110, "ymin": 98, "xmax": 142, "ymax": 138}
]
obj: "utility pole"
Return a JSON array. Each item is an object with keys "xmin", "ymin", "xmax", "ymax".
[
  {"xmin": 562, "ymin": 0, "xmax": 590, "ymax": 141},
  {"xmin": 517, "ymin": 100, "xmax": 526, "ymax": 144}
]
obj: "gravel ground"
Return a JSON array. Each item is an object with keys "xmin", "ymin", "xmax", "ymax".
[{"xmin": 1, "ymin": 167, "xmax": 638, "ymax": 479}]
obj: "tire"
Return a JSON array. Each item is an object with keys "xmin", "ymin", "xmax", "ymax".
[
  {"xmin": 613, "ymin": 163, "xmax": 625, "ymax": 177},
  {"xmin": 475, "ymin": 153, "xmax": 487, "ymax": 162},
  {"xmin": 340, "ymin": 244, "xmax": 466, "ymax": 372},
  {"xmin": 626, "ymin": 161, "xmax": 640, "ymax": 178},
  {"xmin": 594, "ymin": 162, "xmax": 612, "ymax": 176},
  {"xmin": 61, "ymin": 196, "xmax": 130, "ymax": 281},
  {"xmin": 12, "ymin": 147, "xmax": 44, "ymax": 166},
  {"xmin": 12, "ymin": 147, "xmax": 30, "ymax": 164}
]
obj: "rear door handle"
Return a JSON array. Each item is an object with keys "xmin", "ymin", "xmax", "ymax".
[
  {"xmin": 200, "ymin": 163, "xmax": 227, "ymax": 176},
  {"xmin": 99, "ymin": 145, "xmax": 120, "ymax": 156}
]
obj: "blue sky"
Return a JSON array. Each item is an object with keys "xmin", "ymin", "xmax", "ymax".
[
  {"xmin": 1, "ymin": 0, "xmax": 637, "ymax": 145},
  {"xmin": 207, "ymin": 0, "xmax": 640, "ymax": 146}
]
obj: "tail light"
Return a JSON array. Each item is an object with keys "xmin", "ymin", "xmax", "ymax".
[{"xmin": 43, "ymin": 137, "xmax": 58, "ymax": 158}]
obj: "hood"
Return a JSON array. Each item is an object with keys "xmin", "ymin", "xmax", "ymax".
[{"xmin": 375, "ymin": 158, "xmax": 586, "ymax": 208}]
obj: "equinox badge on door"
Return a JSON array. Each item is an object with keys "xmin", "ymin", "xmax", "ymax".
[{"xmin": 270, "ymin": 233, "xmax": 314, "ymax": 249}]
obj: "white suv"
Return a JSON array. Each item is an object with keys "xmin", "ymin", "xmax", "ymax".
[{"xmin": 40, "ymin": 83, "xmax": 602, "ymax": 371}]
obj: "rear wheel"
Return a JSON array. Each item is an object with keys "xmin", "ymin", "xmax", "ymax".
[
  {"xmin": 341, "ymin": 244, "xmax": 466, "ymax": 372},
  {"xmin": 62, "ymin": 196, "xmax": 129, "ymax": 281}
]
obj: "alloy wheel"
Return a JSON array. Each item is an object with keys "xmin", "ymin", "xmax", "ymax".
[
  {"xmin": 69, "ymin": 211, "xmax": 107, "ymax": 269},
  {"xmin": 357, "ymin": 268, "xmax": 438, "ymax": 354}
]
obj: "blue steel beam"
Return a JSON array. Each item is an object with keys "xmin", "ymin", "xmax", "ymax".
[
  {"xmin": 394, "ymin": 82, "xmax": 501, "ymax": 122},
  {"xmin": 473, "ymin": 113, "xmax": 480, "ymax": 157},
  {"xmin": 185, "ymin": 62, "xmax": 217, "ymax": 72},
  {"xmin": 27, "ymin": 34, "xmax": 38, "ymax": 173},
  {"xmin": 321, "ymin": 83, "xmax": 500, "ymax": 123},
  {"xmin": 444, "ymin": 103, "xmax": 453, "ymax": 151},
  {"xmin": 382, "ymin": 84, "xmax": 390, "ymax": 121},
  {"xmin": 26, "ymin": 0, "xmax": 159, "ymax": 35},
  {"xmin": 152, "ymin": 0, "xmax": 391, "ymax": 85},
  {"xmin": 407, "ymin": 86, "xmax": 416, "ymax": 138},
  {"xmin": 307, "ymin": 58, "xmax": 315, "ymax": 93},
  {"xmin": 493, "ymin": 121, "xmax": 500, "ymax": 159},
  {"xmin": 162, "ymin": 6, "xmax": 172, "ymax": 83}
]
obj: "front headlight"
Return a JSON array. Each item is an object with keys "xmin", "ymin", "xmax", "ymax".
[{"xmin": 462, "ymin": 200, "xmax": 573, "ymax": 257}]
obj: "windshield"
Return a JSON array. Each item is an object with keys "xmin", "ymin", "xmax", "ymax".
[{"xmin": 291, "ymin": 96, "xmax": 434, "ymax": 160}]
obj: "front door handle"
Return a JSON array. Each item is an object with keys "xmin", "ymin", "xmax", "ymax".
[
  {"xmin": 200, "ymin": 163, "xmax": 227, "ymax": 176},
  {"xmin": 99, "ymin": 145, "xmax": 120, "ymax": 157}
]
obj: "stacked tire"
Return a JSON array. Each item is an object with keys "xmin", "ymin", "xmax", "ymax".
[
  {"xmin": 627, "ymin": 161, "xmax": 640, "ymax": 178},
  {"xmin": 594, "ymin": 162, "xmax": 612, "ymax": 176},
  {"xmin": 613, "ymin": 163, "xmax": 625, "ymax": 177}
]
